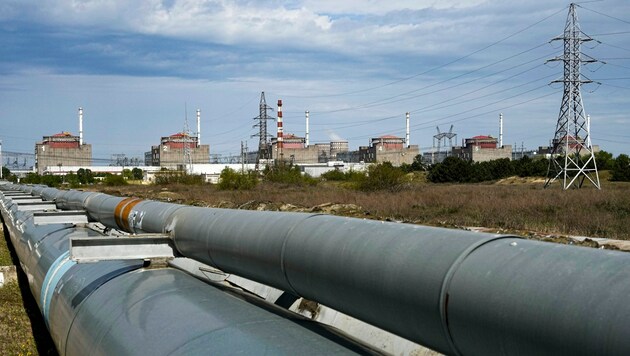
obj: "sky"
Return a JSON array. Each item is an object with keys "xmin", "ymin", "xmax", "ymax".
[{"xmin": 0, "ymin": 0, "xmax": 628, "ymax": 166}]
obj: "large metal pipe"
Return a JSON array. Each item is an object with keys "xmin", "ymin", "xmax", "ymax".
[
  {"xmin": 0, "ymin": 185, "xmax": 377, "ymax": 355},
  {"xmin": 21, "ymin": 185, "xmax": 629, "ymax": 355}
]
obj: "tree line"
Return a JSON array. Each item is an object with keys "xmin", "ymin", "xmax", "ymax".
[{"xmin": 2, "ymin": 151, "xmax": 628, "ymax": 190}]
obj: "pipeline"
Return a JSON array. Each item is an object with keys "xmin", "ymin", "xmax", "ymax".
[
  {"xmin": 5, "ymin": 183, "xmax": 630, "ymax": 355},
  {"xmin": 0, "ymin": 184, "xmax": 377, "ymax": 355}
]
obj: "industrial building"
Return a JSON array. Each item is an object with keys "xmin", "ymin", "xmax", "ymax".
[
  {"xmin": 451, "ymin": 135, "xmax": 512, "ymax": 162},
  {"xmin": 145, "ymin": 109, "xmax": 209, "ymax": 169},
  {"xmin": 146, "ymin": 132, "xmax": 210, "ymax": 169},
  {"xmin": 35, "ymin": 132, "xmax": 92, "ymax": 174},
  {"xmin": 270, "ymin": 135, "xmax": 349, "ymax": 164},
  {"xmin": 35, "ymin": 108, "xmax": 92, "ymax": 174},
  {"xmin": 267, "ymin": 108, "xmax": 417, "ymax": 167},
  {"xmin": 338, "ymin": 135, "xmax": 419, "ymax": 166},
  {"xmin": 543, "ymin": 136, "xmax": 600, "ymax": 157}
]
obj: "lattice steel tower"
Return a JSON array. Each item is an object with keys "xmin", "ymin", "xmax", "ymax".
[
  {"xmin": 545, "ymin": 3, "xmax": 600, "ymax": 189},
  {"xmin": 252, "ymin": 92, "xmax": 274, "ymax": 164}
]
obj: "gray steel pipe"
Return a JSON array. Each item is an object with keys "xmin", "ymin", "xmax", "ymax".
[
  {"xmin": 18, "ymin": 184, "xmax": 630, "ymax": 355},
  {"xmin": 0, "ymin": 184, "xmax": 377, "ymax": 355}
]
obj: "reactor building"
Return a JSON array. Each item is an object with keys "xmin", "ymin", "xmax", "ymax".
[
  {"xmin": 35, "ymin": 131, "xmax": 93, "ymax": 174},
  {"xmin": 145, "ymin": 132, "xmax": 210, "ymax": 169},
  {"xmin": 35, "ymin": 108, "xmax": 93, "ymax": 174}
]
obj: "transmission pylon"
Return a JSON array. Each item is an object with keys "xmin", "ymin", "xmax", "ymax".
[
  {"xmin": 252, "ymin": 92, "xmax": 274, "ymax": 167},
  {"xmin": 444, "ymin": 125, "xmax": 457, "ymax": 153},
  {"xmin": 545, "ymin": 3, "xmax": 600, "ymax": 190}
]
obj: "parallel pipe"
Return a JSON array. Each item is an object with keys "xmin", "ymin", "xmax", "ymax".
[
  {"xmin": 12, "ymin": 184, "xmax": 630, "ymax": 355},
  {"xmin": 0, "ymin": 185, "xmax": 376, "ymax": 355}
]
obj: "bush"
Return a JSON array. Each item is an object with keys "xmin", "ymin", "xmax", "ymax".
[
  {"xmin": 217, "ymin": 168, "xmax": 258, "ymax": 190},
  {"xmin": 77, "ymin": 168, "xmax": 95, "ymax": 184},
  {"xmin": 428, "ymin": 156, "xmax": 549, "ymax": 183},
  {"xmin": 40, "ymin": 175, "xmax": 62, "ymax": 187},
  {"xmin": 594, "ymin": 150, "xmax": 614, "ymax": 170},
  {"xmin": 428, "ymin": 157, "xmax": 472, "ymax": 183},
  {"xmin": 263, "ymin": 164, "xmax": 318, "ymax": 186},
  {"xmin": 513, "ymin": 156, "xmax": 548, "ymax": 177},
  {"xmin": 320, "ymin": 169, "xmax": 366, "ymax": 182},
  {"xmin": 103, "ymin": 174, "xmax": 128, "ymax": 186},
  {"xmin": 65, "ymin": 172, "xmax": 81, "ymax": 188},
  {"xmin": 131, "ymin": 167, "xmax": 144, "ymax": 180},
  {"xmin": 320, "ymin": 169, "xmax": 347, "ymax": 181},
  {"xmin": 357, "ymin": 162, "xmax": 406, "ymax": 191},
  {"xmin": 154, "ymin": 171, "xmax": 204, "ymax": 185},
  {"xmin": 611, "ymin": 154, "xmax": 630, "ymax": 182}
]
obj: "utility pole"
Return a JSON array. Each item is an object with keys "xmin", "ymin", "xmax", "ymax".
[
  {"xmin": 240, "ymin": 141, "xmax": 246, "ymax": 172},
  {"xmin": 545, "ymin": 3, "xmax": 600, "ymax": 189}
]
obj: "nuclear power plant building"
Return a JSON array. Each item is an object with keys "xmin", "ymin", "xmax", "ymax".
[
  {"xmin": 146, "ymin": 132, "xmax": 210, "ymax": 169},
  {"xmin": 35, "ymin": 132, "xmax": 93, "ymax": 174}
]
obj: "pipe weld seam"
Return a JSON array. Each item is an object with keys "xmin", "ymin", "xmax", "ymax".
[
  {"xmin": 40, "ymin": 251, "xmax": 77, "ymax": 328},
  {"xmin": 438, "ymin": 235, "xmax": 517, "ymax": 356},
  {"xmin": 279, "ymin": 213, "xmax": 323, "ymax": 297}
]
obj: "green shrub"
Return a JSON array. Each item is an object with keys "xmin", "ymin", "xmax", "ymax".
[
  {"xmin": 357, "ymin": 162, "xmax": 405, "ymax": 191},
  {"xmin": 611, "ymin": 154, "xmax": 630, "ymax": 182},
  {"xmin": 103, "ymin": 174, "xmax": 128, "ymax": 186},
  {"xmin": 21, "ymin": 172, "xmax": 42, "ymax": 184},
  {"xmin": 321, "ymin": 169, "xmax": 366, "ymax": 182},
  {"xmin": 428, "ymin": 156, "xmax": 549, "ymax": 183},
  {"xmin": 131, "ymin": 167, "xmax": 144, "ymax": 180},
  {"xmin": 594, "ymin": 150, "xmax": 614, "ymax": 170},
  {"xmin": 320, "ymin": 169, "xmax": 347, "ymax": 181},
  {"xmin": 40, "ymin": 174, "xmax": 62, "ymax": 187},
  {"xmin": 154, "ymin": 171, "xmax": 204, "ymax": 185},
  {"xmin": 428, "ymin": 157, "xmax": 472, "ymax": 183},
  {"xmin": 77, "ymin": 168, "xmax": 95, "ymax": 184},
  {"xmin": 217, "ymin": 168, "xmax": 258, "ymax": 190},
  {"xmin": 65, "ymin": 172, "xmax": 81, "ymax": 188},
  {"xmin": 263, "ymin": 164, "xmax": 318, "ymax": 186}
]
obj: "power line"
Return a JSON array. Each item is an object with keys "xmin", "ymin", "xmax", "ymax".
[
  {"xmin": 346, "ymin": 90, "xmax": 560, "ymax": 141},
  {"xmin": 309, "ymin": 44, "xmax": 553, "ymax": 115},
  {"xmin": 591, "ymin": 31, "xmax": 630, "ymax": 36},
  {"xmin": 280, "ymin": 6, "xmax": 567, "ymax": 99},
  {"xmin": 578, "ymin": 5, "xmax": 630, "ymax": 26},
  {"xmin": 307, "ymin": 70, "xmax": 556, "ymax": 133}
]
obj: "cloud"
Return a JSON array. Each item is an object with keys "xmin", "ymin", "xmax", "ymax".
[{"xmin": 0, "ymin": 0, "xmax": 628, "ymax": 157}]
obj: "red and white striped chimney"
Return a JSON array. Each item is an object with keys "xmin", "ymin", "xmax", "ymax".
[{"xmin": 277, "ymin": 99, "xmax": 283, "ymax": 159}]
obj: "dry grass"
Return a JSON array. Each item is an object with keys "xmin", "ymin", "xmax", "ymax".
[{"xmin": 99, "ymin": 178, "xmax": 630, "ymax": 240}]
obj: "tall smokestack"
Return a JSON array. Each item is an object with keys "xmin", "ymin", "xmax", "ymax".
[
  {"xmin": 277, "ymin": 99, "xmax": 283, "ymax": 160},
  {"xmin": 406, "ymin": 112, "xmax": 410, "ymax": 148},
  {"xmin": 305, "ymin": 110, "xmax": 310, "ymax": 147},
  {"xmin": 196, "ymin": 109, "xmax": 201, "ymax": 145},
  {"xmin": 79, "ymin": 107, "xmax": 84, "ymax": 146},
  {"xmin": 499, "ymin": 113, "xmax": 503, "ymax": 148}
]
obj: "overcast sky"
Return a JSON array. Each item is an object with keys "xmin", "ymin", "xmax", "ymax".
[{"xmin": 0, "ymin": 0, "xmax": 628, "ymax": 165}]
